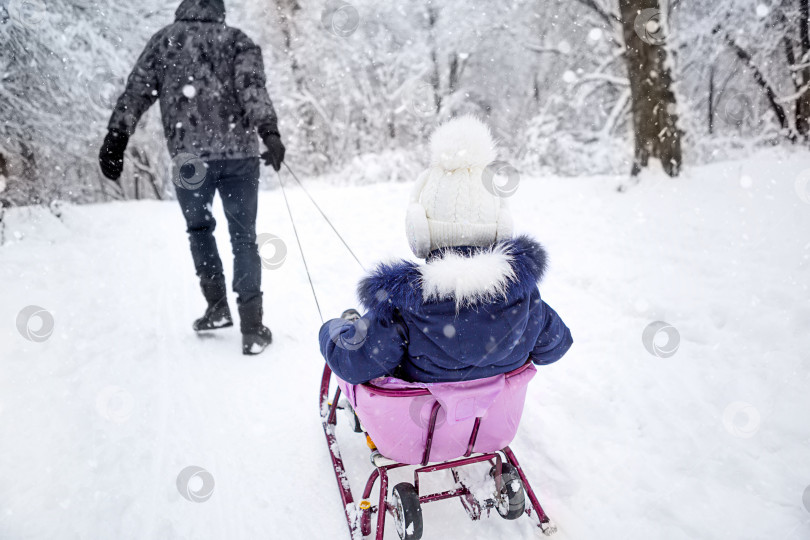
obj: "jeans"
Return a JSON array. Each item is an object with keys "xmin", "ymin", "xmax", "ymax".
[{"xmin": 175, "ymin": 158, "xmax": 262, "ymax": 322}]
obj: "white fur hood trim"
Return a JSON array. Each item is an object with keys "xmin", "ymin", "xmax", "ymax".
[{"xmin": 419, "ymin": 244, "xmax": 517, "ymax": 309}]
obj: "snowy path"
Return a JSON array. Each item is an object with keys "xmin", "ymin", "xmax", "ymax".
[{"xmin": 2, "ymin": 152, "xmax": 810, "ymax": 539}]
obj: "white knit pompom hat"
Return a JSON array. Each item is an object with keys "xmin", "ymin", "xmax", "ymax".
[{"xmin": 405, "ymin": 115, "xmax": 513, "ymax": 258}]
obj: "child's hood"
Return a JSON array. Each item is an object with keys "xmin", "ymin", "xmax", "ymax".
[{"xmin": 358, "ymin": 235, "xmax": 548, "ymax": 319}]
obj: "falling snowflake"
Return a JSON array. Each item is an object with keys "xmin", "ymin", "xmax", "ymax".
[{"xmin": 182, "ymin": 85, "xmax": 197, "ymax": 98}]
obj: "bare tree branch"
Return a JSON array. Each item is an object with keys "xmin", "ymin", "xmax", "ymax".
[
  {"xmin": 524, "ymin": 43, "xmax": 567, "ymax": 55},
  {"xmin": 713, "ymin": 25, "xmax": 792, "ymax": 134},
  {"xmin": 572, "ymin": 0, "xmax": 622, "ymax": 27}
]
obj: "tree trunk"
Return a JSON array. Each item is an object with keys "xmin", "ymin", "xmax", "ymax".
[
  {"xmin": 448, "ymin": 53, "xmax": 460, "ymax": 94},
  {"xmin": 275, "ymin": 0, "xmax": 315, "ymax": 151},
  {"xmin": 19, "ymin": 142, "xmax": 40, "ymax": 204},
  {"xmin": 618, "ymin": 0, "xmax": 682, "ymax": 177},
  {"xmin": 782, "ymin": 36, "xmax": 803, "ymax": 137},
  {"xmin": 427, "ymin": 6, "xmax": 442, "ymax": 114},
  {"xmin": 797, "ymin": 0, "xmax": 810, "ymax": 137},
  {"xmin": 708, "ymin": 65, "xmax": 715, "ymax": 134}
]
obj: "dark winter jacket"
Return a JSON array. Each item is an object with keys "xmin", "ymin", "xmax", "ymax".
[
  {"xmin": 319, "ymin": 236, "xmax": 573, "ymax": 384},
  {"xmin": 107, "ymin": 0, "xmax": 279, "ymax": 161}
]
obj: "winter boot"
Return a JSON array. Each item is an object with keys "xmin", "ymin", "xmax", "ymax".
[
  {"xmin": 193, "ymin": 275, "xmax": 233, "ymax": 332},
  {"xmin": 242, "ymin": 326, "xmax": 273, "ymax": 355},
  {"xmin": 239, "ymin": 295, "xmax": 272, "ymax": 355},
  {"xmin": 193, "ymin": 302, "xmax": 233, "ymax": 332}
]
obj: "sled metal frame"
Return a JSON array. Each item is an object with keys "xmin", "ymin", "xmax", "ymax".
[{"xmin": 319, "ymin": 363, "xmax": 557, "ymax": 539}]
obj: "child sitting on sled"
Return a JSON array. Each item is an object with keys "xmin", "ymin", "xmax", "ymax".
[{"xmin": 319, "ymin": 116, "xmax": 572, "ymax": 384}]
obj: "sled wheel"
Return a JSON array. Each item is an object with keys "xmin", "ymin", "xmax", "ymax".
[
  {"xmin": 392, "ymin": 482, "xmax": 423, "ymax": 540},
  {"xmin": 490, "ymin": 463, "xmax": 526, "ymax": 520}
]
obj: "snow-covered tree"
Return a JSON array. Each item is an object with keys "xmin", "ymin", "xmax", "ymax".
[{"xmin": 0, "ymin": 0, "xmax": 806, "ymax": 206}]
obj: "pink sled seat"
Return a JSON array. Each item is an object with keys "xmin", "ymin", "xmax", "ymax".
[{"xmin": 336, "ymin": 363, "xmax": 537, "ymax": 465}]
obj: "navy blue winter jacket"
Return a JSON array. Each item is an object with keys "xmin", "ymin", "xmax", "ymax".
[{"xmin": 319, "ymin": 236, "xmax": 573, "ymax": 384}]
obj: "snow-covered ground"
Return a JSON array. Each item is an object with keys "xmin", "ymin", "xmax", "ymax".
[{"xmin": 2, "ymin": 151, "xmax": 810, "ymax": 539}]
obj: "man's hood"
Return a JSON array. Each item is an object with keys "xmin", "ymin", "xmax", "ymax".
[{"xmin": 175, "ymin": 0, "xmax": 226, "ymax": 23}]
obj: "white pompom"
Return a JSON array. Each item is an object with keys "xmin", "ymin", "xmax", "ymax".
[{"xmin": 429, "ymin": 115, "xmax": 497, "ymax": 172}]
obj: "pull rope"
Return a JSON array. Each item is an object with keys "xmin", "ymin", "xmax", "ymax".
[
  {"xmin": 282, "ymin": 162, "xmax": 366, "ymax": 272},
  {"xmin": 276, "ymin": 171, "xmax": 324, "ymax": 324}
]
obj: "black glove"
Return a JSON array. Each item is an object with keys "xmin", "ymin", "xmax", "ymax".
[
  {"xmin": 260, "ymin": 134, "xmax": 286, "ymax": 171},
  {"xmin": 99, "ymin": 129, "xmax": 129, "ymax": 181}
]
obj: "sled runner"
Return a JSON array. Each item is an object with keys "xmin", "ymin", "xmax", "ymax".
[
  {"xmin": 319, "ymin": 361, "xmax": 558, "ymax": 539},
  {"xmin": 274, "ymin": 163, "xmax": 560, "ymax": 538}
]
